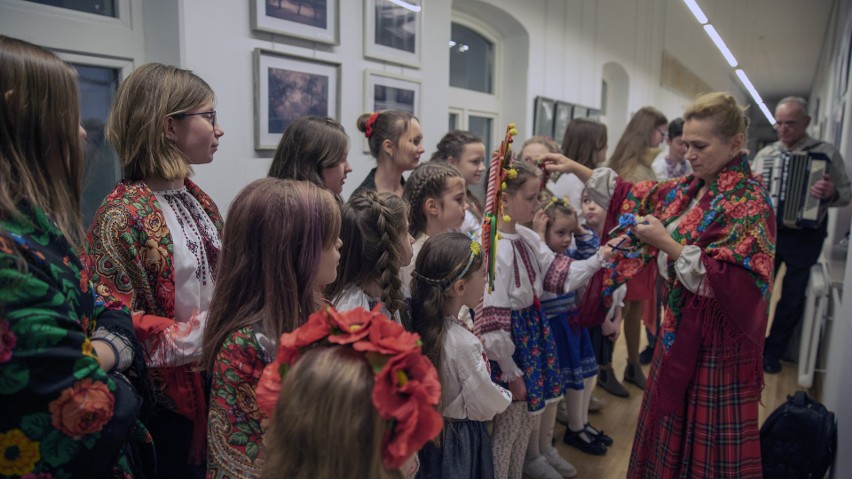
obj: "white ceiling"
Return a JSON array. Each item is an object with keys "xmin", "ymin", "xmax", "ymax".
[{"xmin": 689, "ymin": 0, "xmax": 835, "ymax": 103}]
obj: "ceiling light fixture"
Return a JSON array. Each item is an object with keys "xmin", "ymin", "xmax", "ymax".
[
  {"xmin": 683, "ymin": 0, "xmax": 708, "ymax": 24},
  {"xmin": 703, "ymin": 25, "xmax": 738, "ymax": 67},
  {"xmin": 387, "ymin": 0, "xmax": 421, "ymax": 13}
]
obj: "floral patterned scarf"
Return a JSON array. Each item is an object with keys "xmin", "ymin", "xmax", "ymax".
[{"xmin": 581, "ymin": 155, "xmax": 775, "ymax": 420}]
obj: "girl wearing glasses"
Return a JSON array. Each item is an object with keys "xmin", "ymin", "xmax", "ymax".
[{"xmin": 83, "ymin": 63, "xmax": 225, "ymax": 478}]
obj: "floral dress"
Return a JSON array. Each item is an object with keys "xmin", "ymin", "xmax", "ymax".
[
  {"xmin": 0, "ymin": 205, "xmax": 153, "ymax": 478},
  {"xmin": 207, "ymin": 327, "xmax": 269, "ymax": 479}
]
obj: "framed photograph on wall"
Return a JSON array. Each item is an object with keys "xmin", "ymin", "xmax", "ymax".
[
  {"xmin": 254, "ymin": 49, "xmax": 340, "ymax": 150},
  {"xmin": 364, "ymin": 0, "xmax": 422, "ymax": 68},
  {"xmin": 534, "ymin": 96, "xmax": 555, "ymax": 138},
  {"xmin": 553, "ymin": 102, "xmax": 573, "ymax": 141},
  {"xmin": 251, "ymin": 0, "xmax": 338, "ymax": 45},
  {"xmin": 363, "ymin": 69, "xmax": 420, "ymax": 151}
]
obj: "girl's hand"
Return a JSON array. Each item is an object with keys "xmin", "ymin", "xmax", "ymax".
[
  {"xmin": 509, "ymin": 377, "xmax": 527, "ymax": 402},
  {"xmin": 601, "ymin": 234, "xmax": 629, "ymax": 262},
  {"xmin": 532, "ymin": 210, "xmax": 549, "ymax": 240},
  {"xmin": 536, "ymin": 152, "xmax": 576, "ymax": 174},
  {"xmin": 575, "ymin": 223, "xmax": 589, "ymax": 236}
]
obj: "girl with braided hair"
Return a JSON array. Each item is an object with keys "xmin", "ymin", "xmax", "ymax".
[
  {"xmin": 353, "ymin": 110, "xmax": 425, "ymax": 197},
  {"xmin": 328, "ymin": 191, "xmax": 414, "ymax": 326},
  {"xmin": 430, "ymin": 130, "xmax": 488, "ymax": 238},
  {"xmin": 399, "ymin": 163, "xmax": 466, "ymax": 289},
  {"xmin": 411, "ymin": 233, "xmax": 511, "ymax": 478}
]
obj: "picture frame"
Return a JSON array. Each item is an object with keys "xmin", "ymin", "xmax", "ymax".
[
  {"xmin": 253, "ymin": 49, "xmax": 340, "ymax": 150},
  {"xmin": 553, "ymin": 102, "xmax": 573, "ymax": 141},
  {"xmin": 534, "ymin": 96, "xmax": 555, "ymax": 138},
  {"xmin": 364, "ymin": 0, "xmax": 422, "ymax": 68},
  {"xmin": 251, "ymin": 0, "xmax": 338, "ymax": 45},
  {"xmin": 363, "ymin": 69, "xmax": 421, "ymax": 151}
]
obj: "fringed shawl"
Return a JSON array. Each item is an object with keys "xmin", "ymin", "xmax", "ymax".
[{"xmin": 581, "ymin": 155, "xmax": 775, "ymax": 431}]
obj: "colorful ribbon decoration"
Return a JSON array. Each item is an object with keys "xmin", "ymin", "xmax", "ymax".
[{"xmin": 481, "ymin": 122, "xmax": 518, "ymax": 292}]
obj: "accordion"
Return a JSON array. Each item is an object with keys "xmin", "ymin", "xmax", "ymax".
[{"xmin": 761, "ymin": 150, "xmax": 830, "ymax": 229}]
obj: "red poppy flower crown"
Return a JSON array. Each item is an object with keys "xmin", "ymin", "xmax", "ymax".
[{"xmin": 255, "ymin": 305, "xmax": 443, "ymax": 470}]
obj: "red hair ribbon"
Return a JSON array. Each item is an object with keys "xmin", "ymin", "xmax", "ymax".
[{"xmin": 365, "ymin": 111, "xmax": 380, "ymax": 139}]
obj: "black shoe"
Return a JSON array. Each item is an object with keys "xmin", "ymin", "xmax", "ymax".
[
  {"xmin": 763, "ymin": 355, "xmax": 781, "ymax": 374},
  {"xmin": 639, "ymin": 345, "xmax": 654, "ymax": 365},
  {"xmin": 584, "ymin": 423, "xmax": 613, "ymax": 446},
  {"xmin": 563, "ymin": 428, "xmax": 607, "ymax": 455},
  {"xmin": 624, "ymin": 362, "xmax": 647, "ymax": 390},
  {"xmin": 597, "ymin": 367, "xmax": 629, "ymax": 398}
]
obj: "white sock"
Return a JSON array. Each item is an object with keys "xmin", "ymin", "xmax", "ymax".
[
  {"xmin": 525, "ymin": 411, "xmax": 543, "ymax": 461},
  {"xmin": 582, "ymin": 376, "xmax": 596, "ymax": 425},
  {"xmin": 565, "ymin": 388, "xmax": 585, "ymax": 432},
  {"xmin": 539, "ymin": 401, "xmax": 559, "ymax": 453}
]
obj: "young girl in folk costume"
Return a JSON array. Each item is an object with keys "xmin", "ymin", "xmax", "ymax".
[
  {"xmin": 605, "ymin": 106, "xmax": 669, "ymax": 393},
  {"xmin": 201, "ymin": 179, "xmax": 342, "ymax": 479},
  {"xmin": 430, "ymin": 130, "xmax": 488, "ymax": 238},
  {"xmin": 534, "ymin": 197, "xmax": 615, "ymax": 456},
  {"xmin": 411, "ymin": 233, "xmax": 512, "ymax": 478},
  {"xmin": 328, "ymin": 190, "xmax": 414, "ymax": 326},
  {"xmin": 84, "ymin": 63, "xmax": 225, "ymax": 476},
  {"xmin": 399, "ymin": 163, "xmax": 467, "ymax": 288},
  {"xmin": 519, "ymin": 137, "xmax": 584, "ymax": 221},
  {"xmin": 353, "ymin": 110, "xmax": 426, "ymax": 197},
  {"xmin": 256, "ymin": 307, "xmax": 442, "ymax": 479},
  {"xmin": 478, "ymin": 160, "xmax": 607, "ymax": 479},
  {"xmin": 0, "ymin": 34, "xmax": 152, "ymax": 478},
  {"xmin": 267, "ymin": 116, "xmax": 352, "ymax": 196}
]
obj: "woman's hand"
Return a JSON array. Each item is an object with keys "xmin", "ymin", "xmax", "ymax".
[
  {"xmin": 509, "ymin": 377, "xmax": 527, "ymax": 402},
  {"xmin": 634, "ymin": 215, "xmax": 685, "ymax": 260},
  {"xmin": 532, "ymin": 210, "xmax": 549, "ymax": 241},
  {"xmin": 537, "ymin": 152, "xmax": 576, "ymax": 174}
]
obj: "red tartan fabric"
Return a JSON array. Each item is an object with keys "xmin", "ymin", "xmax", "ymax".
[{"xmin": 628, "ymin": 327, "xmax": 763, "ymax": 478}]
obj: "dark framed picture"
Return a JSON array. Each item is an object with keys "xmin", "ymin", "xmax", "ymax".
[
  {"xmin": 363, "ymin": 69, "xmax": 420, "ymax": 151},
  {"xmin": 251, "ymin": 0, "xmax": 338, "ymax": 45},
  {"xmin": 553, "ymin": 101, "xmax": 573, "ymax": 141},
  {"xmin": 364, "ymin": 0, "xmax": 422, "ymax": 67},
  {"xmin": 253, "ymin": 49, "xmax": 340, "ymax": 150},
  {"xmin": 534, "ymin": 96, "xmax": 555, "ymax": 138}
]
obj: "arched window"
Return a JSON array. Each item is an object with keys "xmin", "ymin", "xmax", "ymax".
[{"xmin": 450, "ymin": 22, "xmax": 495, "ymax": 94}]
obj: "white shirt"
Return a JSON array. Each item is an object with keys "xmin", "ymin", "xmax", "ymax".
[{"xmin": 333, "ymin": 284, "xmax": 405, "ymax": 324}]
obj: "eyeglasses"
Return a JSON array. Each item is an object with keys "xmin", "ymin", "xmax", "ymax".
[
  {"xmin": 657, "ymin": 127, "xmax": 668, "ymax": 138},
  {"xmin": 171, "ymin": 110, "xmax": 216, "ymax": 126}
]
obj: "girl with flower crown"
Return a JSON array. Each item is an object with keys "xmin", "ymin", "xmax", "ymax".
[
  {"xmin": 410, "ymin": 233, "xmax": 512, "ymax": 478},
  {"xmin": 201, "ymin": 178, "xmax": 341, "ymax": 479},
  {"xmin": 256, "ymin": 307, "xmax": 443, "ymax": 479},
  {"xmin": 353, "ymin": 110, "xmax": 425, "ymax": 197},
  {"xmin": 478, "ymin": 159, "xmax": 614, "ymax": 479}
]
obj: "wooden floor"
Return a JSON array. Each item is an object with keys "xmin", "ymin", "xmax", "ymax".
[{"xmin": 544, "ymin": 267, "xmax": 809, "ymax": 478}]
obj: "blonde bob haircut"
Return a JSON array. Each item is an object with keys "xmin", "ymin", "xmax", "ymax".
[
  {"xmin": 106, "ymin": 63, "xmax": 214, "ymax": 181},
  {"xmin": 262, "ymin": 346, "xmax": 403, "ymax": 479},
  {"xmin": 683, "ymin": 91, "xmax": 749, "ymax": 141},
  {"xmin": 0, "ymin": 35, "xmax": 84, "ymax": 245}
]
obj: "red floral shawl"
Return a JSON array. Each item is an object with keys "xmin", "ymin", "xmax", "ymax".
[{"xmin": 583, "ymin": 155, "xmax": 775, "ymax": 422}]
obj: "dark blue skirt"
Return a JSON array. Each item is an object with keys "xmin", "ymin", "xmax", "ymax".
[
  {"xmin": 542, "ymin": 294, "xmax": 599, "ymax": 390},
  {"xmin": 417, "ymin": 419, "xmax": 495, "ymax": 479}
]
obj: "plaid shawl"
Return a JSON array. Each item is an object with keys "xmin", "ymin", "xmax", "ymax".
[{"xmin": 582, "ymin": 155, "xmax": 775, "ymax": 429}]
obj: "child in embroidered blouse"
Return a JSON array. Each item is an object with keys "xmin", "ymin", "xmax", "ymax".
[
  {"xmin": 478, "ymin": 160, "xmax": 613, "ymax": 479},
  {"xmin": 411, "ymin": 233, "xmax": 512, "ymax": 478},
  {"xmin": 328, "ymin": 190, "xmax": 415, "ymax": 326},
  {"xmin": 400, "ymin": 163, "xmax": 467, "ymax": 288},
  {"xmin": 536, "ymin": 197, "xmax": 615, "ymax": 456},
  {"xmin": 429, "ymin": 130, "xmax": 488, "ymax": 238},
  {"xmin": 201, "ymin": 178, "xmax": 342, "ymax": 478}
]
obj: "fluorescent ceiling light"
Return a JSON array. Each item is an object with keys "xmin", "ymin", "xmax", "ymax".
[
  {"xmin": 704, "ymin": 25, "xmax": 738, "ymax": 67},
  {"xmin": 758, "ymin": 102, "xmax": 776, "ymax": 125},
  {"xmin": 683, "ymin": 0, "xmax": 708, "ymax": 24},
  {"xmin": 388, "ymin": 0, "xmax": 421, "ymax": 12},
  {"xmin": 735, "ymin": 69, "xmax": 763, "ymax": 104}
]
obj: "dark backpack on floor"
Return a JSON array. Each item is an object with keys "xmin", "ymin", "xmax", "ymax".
[{"xmin": 760, "ymin": 390, "xmax": 837, "ymax": 479}]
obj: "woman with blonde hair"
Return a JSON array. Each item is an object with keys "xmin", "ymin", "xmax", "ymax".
[
  {"xmin": 84, "ymin": 62, "xmax": 226, "ymax": 476},
  {"xmin": 0, "ymin": 35, "xmax": 151, "ymax": 477},
  {"xmin": 601, "ymin": 106, "xmax": 668, "ymax": 395},
  {"xmin": 543, "ymin": 92, "xmax": 774, "ymax": 478}
]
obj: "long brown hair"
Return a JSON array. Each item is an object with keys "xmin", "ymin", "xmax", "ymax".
[
  {"xmin": 356, "ymin": 110, "xmax": 417, "ymax": 161},
  {"xmin": 327, "ymin": 191, "xmax": 409, "ymax": 316},
  {"xmin": 608, "ymin": 106, "xmax": 667, "ymax": 175},
  {"xmin": 107, "ymin": 63, "xmax": 214, "ymax": 181},
  {"xmin": 268, "ymin": 116, "xmax": 349, "ymax": 189},
  {"xmin": 562, "ymin": 118, "xmax": 608, "ymax": 169},
  {"xmin": 0, "ymin": 35, "xmax": 84, "ymax": 244},
  {"xmin": 410, "ymin": 233, "xmax": 483, "ymax": 389},
  {"xmin": 202, "ymin": 178, "xmax": 341, "ymax": 373},
  {"xmin": 262, "ymin": 347, "xmax": 402, "ymax": 479}
]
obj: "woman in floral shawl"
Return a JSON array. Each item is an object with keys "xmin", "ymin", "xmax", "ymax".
[{"xmin": 541, "ymin": 92, "xmax": 775, "ymax": 478}]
